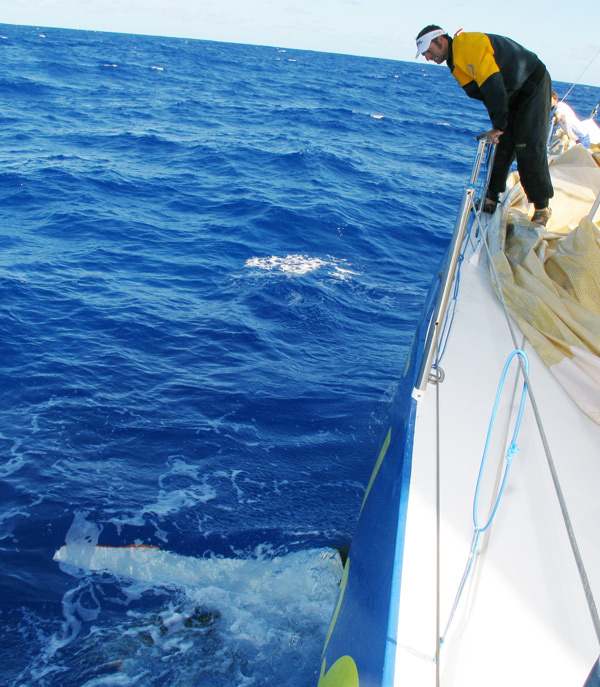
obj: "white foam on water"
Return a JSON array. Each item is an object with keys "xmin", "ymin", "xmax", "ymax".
[
  {"xmin": 105, "ymin": 459, "xmax": 219, "ymax": 535},
  {"xmin": 245, "ymin": 254, "xmax": 327, "ymax": 274},
  {"xmin": 0, "ymin": 431, "xmax": 28, "ymax": 478},
  {"xmin": 0, "ymin": 497, "xmax": 43, "ymax": 540},
  {"xmin": 51, "ymin": 529, "xmax": 342, "ymax": 684},
  {"xmin": 54, "ymin": 542, "xmax": 341, "ymax": 600},
  {"xmin": 81, "ymin": 674, "xmax": 135, "ymax": 686},
  {"xmin": 245, "ymin": 254, "xmax": 359, "ymax": 280}
]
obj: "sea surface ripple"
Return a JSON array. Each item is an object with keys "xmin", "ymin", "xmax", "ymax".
[{"xmin": 1, "ymin": 23, "xmax": 598, "ymax": 687}]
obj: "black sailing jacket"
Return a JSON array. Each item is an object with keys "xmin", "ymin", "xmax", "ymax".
[{"xmin": 446, "ymin": 31, "xmax": 540, "ymax": 131}]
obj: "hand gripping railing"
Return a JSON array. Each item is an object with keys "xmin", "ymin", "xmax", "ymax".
[{"xmin": 414, "ymin": 139, "xmax": 494, "ymax": 394}]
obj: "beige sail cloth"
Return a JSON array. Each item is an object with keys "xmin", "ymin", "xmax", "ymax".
[{"xmin": 485, "ymin": 145, "xmax": 600, "ymax": 424}]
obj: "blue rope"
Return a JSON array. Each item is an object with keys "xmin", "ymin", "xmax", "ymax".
[
  {"xmin": 473, "ymin": 349, "xmax": 530, "ymax": 533},
  {"xmin": 440, "ymin": 349, "xmax": 530, "ymax": 646}
]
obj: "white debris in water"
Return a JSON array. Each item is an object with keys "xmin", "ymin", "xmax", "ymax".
[{"xmin": 54, "ymin": 543, "xmax": 342, "ymax": 600}]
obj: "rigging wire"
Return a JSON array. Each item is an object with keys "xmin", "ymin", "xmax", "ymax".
[
  {"xmin": 561, "ymin": 46, "xmax": 600, "ymax": 103},
  {"xmin": 434, "ymin": 325, "xmax": 441, "ymax": 687}
]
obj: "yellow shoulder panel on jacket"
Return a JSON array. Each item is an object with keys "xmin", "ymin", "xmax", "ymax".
[{"xmin": 452, "ymin": 32, "xmax": 500, "ymax": 87}]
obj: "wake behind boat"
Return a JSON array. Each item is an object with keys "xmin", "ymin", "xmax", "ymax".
[{"xmin": 319, "ymin": 137, "xmax": 600, "ymax": 685}]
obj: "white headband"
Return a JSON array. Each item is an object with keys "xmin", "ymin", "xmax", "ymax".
[{"xmin": 415, "ymin": 29, "xmax": 445, "ymax": 59}]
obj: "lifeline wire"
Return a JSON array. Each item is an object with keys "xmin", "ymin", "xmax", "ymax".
[
  {"xmin": 434, "ymin": 319, "xmax": 442, "ymax": 687},
  {"xmin": 562, "ymin": 46, "xmax": 600, "ymax": 103},
  {"xmin": 434, "ymin": 140, "xmax": 498, "ymax": 663}
]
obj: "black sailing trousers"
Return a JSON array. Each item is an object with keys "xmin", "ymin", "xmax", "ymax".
[{"xmin": 488, "ymin": 70, "xmax": 554, "ymax": 209}]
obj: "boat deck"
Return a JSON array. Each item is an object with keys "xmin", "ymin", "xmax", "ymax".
[{"xmin": 394, "ymin": 251, "xmax": 600, "ymax": 685}]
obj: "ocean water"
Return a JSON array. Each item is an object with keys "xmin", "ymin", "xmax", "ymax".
[{"xmin": 1, "ymin": 23, "xmax": 599, "ymax": 687}]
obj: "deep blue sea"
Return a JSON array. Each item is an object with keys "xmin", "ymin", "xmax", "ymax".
[{"xmin": 1, "ymin": 23, "xmax": 599, "ymax": 687}]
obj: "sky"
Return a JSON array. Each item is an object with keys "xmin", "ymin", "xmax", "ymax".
[{"xmin": 1, "ymin": 0, "xmax": 600, "ymax": 90}]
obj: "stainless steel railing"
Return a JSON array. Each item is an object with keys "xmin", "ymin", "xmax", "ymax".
[{"xmin": 414, "ymin": 139, "xmax": 494, "ymax": 393}]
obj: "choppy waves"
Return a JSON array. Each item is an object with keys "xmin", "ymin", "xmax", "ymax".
[
  {"xmin": 0, "ymin": 24, "xmax": 468, "ymax": 686},
  {"xmin": 7, "ymin": 22, "xmax": 598, "ymax": 687},
  {"xmin": 245, "ymin": 254, "xmax": 358, "ymax": 279}
]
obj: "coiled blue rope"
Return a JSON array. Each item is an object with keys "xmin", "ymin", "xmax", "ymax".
[
  {"xmin": 473, "ymin": 348, "xmax": 529, "ymax": 533},
  {"xmin": 440, "ymin": 349, "xmax": 530, "ymax": 646}
]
